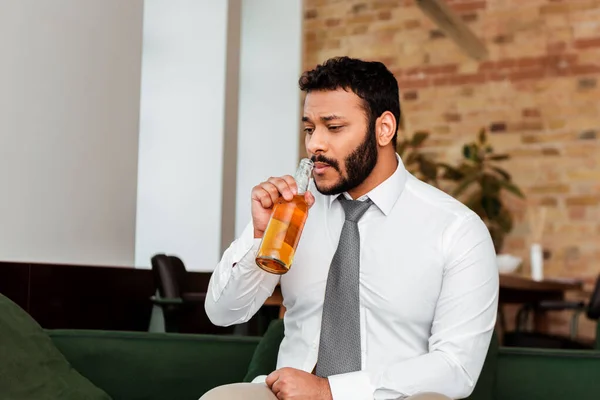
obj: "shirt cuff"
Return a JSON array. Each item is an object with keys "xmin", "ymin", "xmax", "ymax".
[
  {"xmin": 208, "ymin": 222, "xmax": 261, "ymax": 302},
  {"xmin": 327, "ymin": 371, "xmax": 374, "ymax": 400},
  {"xmin": 233, "ymin": 237, "xmax": 263, "ymax": 273},
  {"xmin": 232, "ymin": 221, "xmax": 261, "ymax": 262},
  {"xmin": 251, "ymin": 375, "xmax": 268, "ymax": 384}
]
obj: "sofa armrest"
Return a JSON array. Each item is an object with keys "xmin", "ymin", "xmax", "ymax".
[
  {"xmin": 181, "ymin": 292, "xmax": 206, "ymax": 303},
  {"xmin": 150, "ymin": 295, "xmax": 184, "ymax": 305},
  {"xmin": 497, "ymin": 347, "xmax": 600, "ymax": 400},
  {"xmin": 47, "ymin": 329, "xmax": 261, "ymax": 400},
  {"xmin": 535, "ymin": 300, "xmax": 586, "ymax": 311}
]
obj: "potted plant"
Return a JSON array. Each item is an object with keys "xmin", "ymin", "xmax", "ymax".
[
  {"xmin": 438, "ymin": 128, "xmax": 525, "ymax": 253},
  {"xmin": 396, "ymin": 131, "xmax": 440, "ymax": 185}
]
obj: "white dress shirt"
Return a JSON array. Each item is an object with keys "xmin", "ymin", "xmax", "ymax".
[{"xmin": 205, "ymin": 154, "xmax": 499, "ymax": 400}]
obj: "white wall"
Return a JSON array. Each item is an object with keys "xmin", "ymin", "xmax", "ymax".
[
  {"xmin": 0, "ymin": 0, "xmax": 143, "ymax": 266},
  {"xmin": 0, "ymin": 0, "xmax": 303, "ymax": 271},
  {"xmin": 134, "ymin": 0, "xmax": 229, "ymax": 270},
  {"xmin": 136, "ymin": 0, "xmax": 303, "ymax": 271},
  {"xmin": 235, "ymin": 0, "xmax": 303, "ymax": 238}
]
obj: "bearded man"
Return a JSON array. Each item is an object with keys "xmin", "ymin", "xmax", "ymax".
[{"xmin": 202, "ymin": 56, "xmax": 499, "ymax": 400}]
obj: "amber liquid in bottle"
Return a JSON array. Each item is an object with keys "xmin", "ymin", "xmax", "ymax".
[
  {"xmin": 255, "ymin": 195, "xmax": 309, "ymax": 274},
  {"xmin": 255, "ymin": 159, "xmax": 314, "ymax": 274}
]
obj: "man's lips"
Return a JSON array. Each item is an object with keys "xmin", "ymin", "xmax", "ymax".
[{"xmin": 313, "ymin": 162, "xmax": 331, "ymax": 174}]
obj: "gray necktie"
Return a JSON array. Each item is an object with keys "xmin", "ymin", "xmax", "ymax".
[{"xmin": 316, "ymin": 196, "xmax": 373, "ymax": 377}]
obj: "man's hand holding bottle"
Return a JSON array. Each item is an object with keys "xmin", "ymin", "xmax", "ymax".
[{"xmin": 250, "ymin": 175, "xmax": 315, "ymax": 239}]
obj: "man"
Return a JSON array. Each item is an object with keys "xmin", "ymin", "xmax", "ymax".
[{"xmin": 202, "ymin": 56, "xmax": 499, "ymax": 400}]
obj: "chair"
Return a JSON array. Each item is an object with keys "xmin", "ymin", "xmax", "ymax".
[
  {"xmin": 148, "ymin": 254, "xmax": 271, "ymax": 336},
  {"xmin": 503, "ymin": 274, "xmax": 600, "ymax": 349},
  {"xmin": 148, "ymin": 254, "xmax": 205, "ymax": 333}
]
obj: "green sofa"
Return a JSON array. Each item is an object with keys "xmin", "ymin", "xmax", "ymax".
[
  {"xmin": 43, "ymin": 320, "xmax": 600, "ymax": 400},
  {"xmin": 2, "ymin": 285, "xmax": 600, "ymax": 400}
]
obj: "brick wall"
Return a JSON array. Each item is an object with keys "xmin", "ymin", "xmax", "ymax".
[{"xmin": 304, "ymin": 0, "xmax": 600, "ymax": 339}]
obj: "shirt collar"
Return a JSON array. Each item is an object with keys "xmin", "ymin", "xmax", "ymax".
[{"xmin": 326, "ymin": 153, "xmax": 407, "ymax": 216}]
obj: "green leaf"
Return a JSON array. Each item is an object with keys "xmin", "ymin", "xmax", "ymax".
[
  {"xmin": 495, "ymin": 206, "xmax": 513, "ymax": 233},
  {"xmin": 481, "ymin": 196, "xmax": 502, "ymax": 219},
  {"xmin": 478, "ymin": 128, "xmax": 487, "ymax": 144},
  {"xmin": 405, "ymin": 150, "xmax": 418, "ymax": 165},
  {"xmin": 474, "ymin": 146, "xmax": 484, "ymax": 163},
  {"xmin": 396, "ymin": 140, "xmax": 408, "ymax": 156},
  {"xmin": 463, "ymin": 144, "xmax": 472, "ymax": 160},
  {"xmin": 481, "ymin": 173, "xmax": 501, "ymax": 195},
  {"xmin": 452, "ymin": 171, "xmax": 479, "ymax": 198},
  {"xmin": 498, "ymin": 179, "xmax": 525, "ymax": 198},
  {"xmin": 465, "ymin": 191, "xmax": 485, "ymax": 218},
  {"xmin": 488, "ymin": 154, "xmax": 510, "ymax": 161},
  {"xmin": 439, "ymin": 163, "xmax": 465, "ymax": 180},
  {"xmin": 459, "ymin": 163, "xmax": 477, "ymax": 175},
  {"xmin": 464, "ymin": 143, "xmax": 482, "ymax": 163},
  {"xmin": 419, "ymin": 158, "xmax": 438, "ymax": 180},
  {"xmin": 411, "ymin": 131, "xmax": 429, "ymax": 146},
  {"xmin": 488, "ymin": 225, "xmax": 506, "ymax": 252},
  {"xmin": 491, "ymin": 166, "xmax": 511, "ymax": 181}
]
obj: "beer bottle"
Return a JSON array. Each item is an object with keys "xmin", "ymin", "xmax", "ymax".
[{"xmin": 255, "ymin": 158, "xmax": 314, "ymax": 274}]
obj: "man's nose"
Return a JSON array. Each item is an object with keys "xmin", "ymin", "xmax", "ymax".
[{"xmin": 306, "ymin": 127, "xmax": 328, "ymax": 156}]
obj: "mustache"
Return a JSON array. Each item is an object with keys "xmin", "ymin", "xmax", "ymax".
[{"xmin": 310, "ymin": 154, "xmax": 340, "ymax": 172}]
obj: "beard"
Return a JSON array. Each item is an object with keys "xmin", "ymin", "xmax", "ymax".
[{"xmin": 311, "ymin": 122, "xmax": 378, "ymax": 196}]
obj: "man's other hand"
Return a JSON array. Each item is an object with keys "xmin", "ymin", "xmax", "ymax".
[{"xmin": 266, "ymin": 367, "xmax": 332, "ymax": 400}]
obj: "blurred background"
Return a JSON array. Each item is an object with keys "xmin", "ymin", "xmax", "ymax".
[
  {"xmin": 302, "ymin": 0, "xmax": 600, "ymax": 343},
  {"xmin": 1, "ymin": 0, "xmax": 599, "ymax": 348}
]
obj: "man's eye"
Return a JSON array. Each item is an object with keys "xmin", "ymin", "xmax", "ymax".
[
  {"xmin": 304, "ymin": 127, "xmax": 314, "ymax": 135},
  {"xmin": 328, "ymin": 125, "xmax": 342, "ymax": 131}
]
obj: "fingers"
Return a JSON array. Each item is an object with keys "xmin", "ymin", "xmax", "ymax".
[
  {"xmin": 267, "ymin": 176, "xmax": 296, "ymax": 201},
  {"xmin": 280, "ymin": 175, "xmax": 298, "ymax": 196},
  {"xmin": 251, "ymin": 176, "xmax": 298, "ymax": 209},
  {"xmin": 266, "ymin": 368, "xmax": 289, "ymax": 397},
  {"xmin": 252, "ymin": 185, "xmax": 275, "ymax": 209},
  {"xmin": 265, "ymin": 370, "xmax": 279, "ymax": 389},
  {"xmin": 262, "ymin": 182, "xmax": 282, "ymax": 206},
  {"xmin": 267, "ymin": 371, "xmax": 285, "ymax": 400},
  {"xmin": 271, "ymin": 379, "xmax": 283, "ymax": 398},
  {"xmin": 304, "ymin": 191, "xmax": 315, "ymax": 208}
]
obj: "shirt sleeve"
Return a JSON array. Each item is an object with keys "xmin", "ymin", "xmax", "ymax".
[
  {"xmin": 204, "ymin": 221, "xmax": 281, "ymax": 327},
  {"xmin": 326, "ymin": 213, "xmax": 499, "ymax": 400}
]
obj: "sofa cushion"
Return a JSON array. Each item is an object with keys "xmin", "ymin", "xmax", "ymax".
[
  {"xmin": 243, "ymin": 318, "xmax": 285, "ymax": 382},
  {"xmin": 49, "ymin": 329, "xmax": 260, "ymax": 400},
  {"xmin": 0, "ymin": 293, "xmax": 111, "ymax": 400},
  {"xmin": 496, "ymin": 347, "xmax": 600, "ymax": 400}
]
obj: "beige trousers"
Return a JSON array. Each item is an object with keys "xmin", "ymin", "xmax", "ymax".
[{"xmin": 199, "ymin": 383, "xmax": 452, "ymax": 400}]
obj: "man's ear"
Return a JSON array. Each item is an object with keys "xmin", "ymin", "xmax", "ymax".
[{"xmin": 376, "ymin": 111, "xmax": 397, "ymax": 146}]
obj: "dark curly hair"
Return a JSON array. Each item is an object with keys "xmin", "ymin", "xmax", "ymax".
[{"xmin": 298, "ymin": 56, "xmax": 401, "ymax": 146}]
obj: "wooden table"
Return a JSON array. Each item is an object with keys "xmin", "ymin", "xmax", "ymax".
[
  {"xmin": 499, "ymin": 273, "xmax": 583, "ymax": 301},
  {"xmin": 498, "ymin": 273, "xmax": 584, "ymax": 332}
]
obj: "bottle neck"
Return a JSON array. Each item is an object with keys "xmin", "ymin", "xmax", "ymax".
[{"xmin": 294, "ymin": 158, "xmax": 314, "ymax": 195}]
